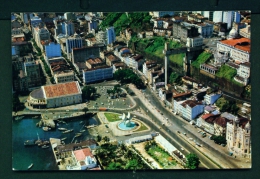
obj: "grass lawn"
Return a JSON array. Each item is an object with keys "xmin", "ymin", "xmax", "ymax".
[
  {"xmin": 147, "ymin": 145, "xmax": 177, "ymax": 168},
  {"xmin": 104, "ymin": 113, "xmax": 121, "ymax": 122},
  {"xmin": 191, "ymin": 51, "xmax": 212, "ymax": 68},
  {"xmin": 134, "ymin": 122, "xmax": 148, "ymax": 132},
  {"xmin": 169, "ymin": 53, "xmax": 184, "ymax": 67}
]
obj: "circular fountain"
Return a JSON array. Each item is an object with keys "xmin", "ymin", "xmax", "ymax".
[{"xmin": 117, "ymin": 112, "xmax": 137, "ymax": 131}]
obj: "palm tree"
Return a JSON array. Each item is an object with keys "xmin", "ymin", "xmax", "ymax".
[{"xmin": 83, "ymin": 107, "xmax": 88, "ymax": 116}]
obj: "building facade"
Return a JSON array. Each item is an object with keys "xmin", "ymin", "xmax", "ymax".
[
  {"xmin": 83, "ymin": 66, "xmax": 113, "ymax": 84},
  {"xmin": 27, "ymin": 81, "xmax": 82, "ymax": 109},
  {"xmin": 106, "ymin": 27, "xmax": 116, "ymax": 45},
  {"xmin": 66, "ymin": 34, "xmax": 83, "ymax": 54},
  {"xmin": 226, "ymin": 118, "xmax": 251, "ymax": 158}
]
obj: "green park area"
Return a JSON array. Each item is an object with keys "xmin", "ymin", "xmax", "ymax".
[
  {"xmin": 215, "ymin": 64, "xmax": 243, "ymax": 86},
  {"xmin": 134, "ymin": 122, "xmax": 148, "ymax": 132},
  {"xmin": 191, "ymin": 51, "xmax": 212, "ymax": 68},
  {"xmin": 96, "ymin": 143, "xmax": 150, "ymax": 170},
  {"xmin": 145, "ymin": 141, "xmax": 177, "ymax": 169},
  {"xmin": 104, "ymin": 113, "xmax": 121, "ymax": 122}
]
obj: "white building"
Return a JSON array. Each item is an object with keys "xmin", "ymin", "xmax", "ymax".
[
  {"xmin": 234, "ymin": 62, "xmax": 250, "ymax": 85},
  {"xmin": 186, "ymin": 36, "xmax": 203, "ymax": 47},
  {"xmin": 239, "ymin": 25, "xmax": 250, "ymax": 39},
  {"xmin": 226, "ymin": 117, "xmax": 251, "ymax": 158},
  {"xmin": 217, "ymin": 38, "xmax": 250, "ymax": 63},
  {"xmin": 195, "ymin": 23, "xmax": 213, "ymax": 38},
  {"xmin": 204, "ymin": 92, "xmax": 222, "ymax": 105},
  {"xmin": 72, "ymin": 148, "xmax": 97, "ymax": 170},
  {"xmin": 173, "ymin": 100, "xmax": 205, "ymax": 121},
  {"xmin": 83, "ymin": 66, "xmax": 113, "ymax": 84},
  {"xmin": 54, "ymin": 71, "xmax": 74, "ymax": 84}
]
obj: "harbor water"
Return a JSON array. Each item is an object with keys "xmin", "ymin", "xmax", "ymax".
[{"xmin": 12, "ymin": 115, "xmax": 98, "ymax": 170}]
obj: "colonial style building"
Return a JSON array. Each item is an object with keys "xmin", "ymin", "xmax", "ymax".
[
  {"xmin": 27, "ymin": 81, "xmax": 82, "ymax": 109},
  {"xmin": 226, "ymin": 117, "xmax": 251, "ymax": 158},
  {"xmin": 173, "ymin": 100, "xmax": 204, "ymax": 121},
  {"xmin": 216, "ymin": 37, "xmax": 250, "ymax": 63},
  {"xmin": 234, "ymin": 62, "xmax": 250, "ymax": 86}
]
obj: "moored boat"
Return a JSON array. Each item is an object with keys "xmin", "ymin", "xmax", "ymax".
[
  {"xmin": 80, "ymin": 129, "xmax": 85, "ymax": 133},
  {"xmin": 61, "ymin": 137, "xmax": 67, "ymax": 141},
  {"xmin": 42, "ymin": 145, "xmax": 49, "ymax": 149},
  {"xmin": 38, "ymin": 140, "xmax": 50, "ymax": 146},
  {"xmin": 75, "ymin": 133, "xmax": 82, "ymax": 137},
  {"xmin": 24, "ymin": 140, "xmax": 36, "ymax": 146},
  {"xmin": 42, "ymin": 127, "xmax": 51, "ymax": 131},
  {"xmin": 62, "ymin": 129, "xmax": 73, "ymax": 134},
  {"xmin": 58, "ymin": 128, "xmax": 67, "ymax": 131},
  {"xmin": 28, "ymin": 163, "xmax": 33, "ymax": 169}
]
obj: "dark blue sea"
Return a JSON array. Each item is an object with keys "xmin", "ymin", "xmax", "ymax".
[{"xmin": 12, "ymin": 115, "xmax": 98, "ymax": 171}]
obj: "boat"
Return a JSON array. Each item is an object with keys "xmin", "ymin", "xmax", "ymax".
[
  {"xmin": 42, "ymin": 127, "xmax": 51, "ymax": 131},
  {"xmin": 75, "ymin": 133, "xmax": 82, "ymax": 137},
  {"xmin": 28, "ymin": 163, "xmax": 33, "ymax": 170},
  {"xmin": 62, "ymin": 129, "xmax": 73, "ymax": 134},
  {"xmin": 38, "ymin": 140, "xmax": 50, "ymax": 147},
  {"xmin": 24, "ymin": 140, "xmax": 36, "ymax": 146},
  {"xmin": 32, "ymin": 116, "xmax": 39, "ymax": 119},
  {"xmin": 34, "ymin": 132, "xmax": 42, "ymax": 145},
  {"xmin": 58, "ymin": 128, "xmax": 67, "ymax": 131},
  {"xmin": 15, "ymin": 116, "xmax": 24, "ymax": 120},
  {"xmin": 80, "ymin": 129, "xmax": 86, "ymax": 133},
  {"xmin": 61, "ymin": 137, "xmax": 67, "ymax": 141},
  {"xmin": 42, "ymin": 145, "xmax": 49, "ymax": 149},
  {"xmin": 79, "ymin": 121, "xmax": 84, "ymax": 124}
]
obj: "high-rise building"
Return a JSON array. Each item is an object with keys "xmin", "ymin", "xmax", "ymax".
[
  {"xmin": 66, "ymin": 33, "xmax": 83, "ymax": 54},
  {"xmin": 106, "ymin": 27, "xmax": 116, "ymax": 45},
  {"xmin": 64, "ymin": 21, "xmax": 75, "ymax": 36}
]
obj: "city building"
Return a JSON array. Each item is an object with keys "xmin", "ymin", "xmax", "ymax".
[
  {"xmin": 143, "ymin": 60, "xmax": 158, "ymax": 78},
  {"xmin": 71, "ymin": 46, "xmax": 101, "ymax": 64},
  {"xmin": 71, "ymin": 148, "xmax": 97, "ymax": 170},
  {"xmin": 33, "ymin": 26, "xmax": 51, "ymax": 50},
  {"xmin": 95, "ymin": 30, "xmax": 107, "ymax": 45},
  {"xmin": 204, "ymin": 91, "xmax": 222, "ymax": 105},
  {"xmin": 172, "ymin": 22, "xmax": 200, "ymax": 43},
  {"xmin": 48, "ymin": 57, "xmax": 74, "ymax": 84},
  {"xmin": 106, "ymin": 27, "xmax": 116, "ymax": 45},
  {"xmin": 200, "ymin": 64, "xmax": 218, "ymax": 76},
  {"xmin": 45, "ymin": 42, "xmax": 62, "ymax": 59},
  {"xmin": 195, "ymin": 23, "xmax": 213, "ymax": 38},
  {"xmin": 196, "ymin": 113, "xmax": 221, "ymax": 134},
  {"xmin": 226, "ymin": 117, "xmax": 251, "ymax": 158},
  {"xmin": 173, "ymin": 99, "xmax": 205, "ymax": 121},
  {"xmin": 182, "ymin": 76, "xmax": 199, "ymax": 89},
  {"xmin": 152, "ymin": 11, "xmax": 175, "ymax": 18},
  {"xmin": 85, "ymin": 57, "xmax": 105, "ymax": 69},
  {"xmin": 186, "ymin": 36, "xmax": 203, "ymax": 47},
  {"xmin": 64, "ymin": 21, "xmax": 75, "ymax": 36},
  {"xmin": 239, "ymin": 24, "xmax": 250, "ymax": 39},
  {"xmin": 66, "ymin": 33, "xmax": 83, "ymax": 54},
  {"xmin": 88, "ymin": 20, "xmax": 98, "ymax": 32},
  {"xmin": 234, "ymin": 62, "xmax": 250, "ymax": 85},
  {"xmin": 12, "ymin": 28, "xmax": 25, "ymax": 42},
  {"xmin": 216, "ymin": 37, "xmax": 250, "ymax": 63},
  {"xmin": 24, "ymin": 61, "xmax": 42, "ymax": 90},
  {"xmin": 27, "ymin": 81, "xmax": 82, "ymax": 109},
  {"xmin": 123, "ymin": 54, "xmax": 145, "ymax": 70},
  {"xmin": 82, "ymin": 65, "xmax": 113, "ymax": 84}
]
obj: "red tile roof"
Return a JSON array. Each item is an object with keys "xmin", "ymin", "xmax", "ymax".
[
  {"xmin": 43, "ymin": 81, "xmax": 80, "ymax": 98},
  {"xmin": 220, "ymin": 38, "xmax": 250, "ymax": 52},
  {"xmin": 73, "ymin": 148, "xmax": 93, "ymax": 161}
]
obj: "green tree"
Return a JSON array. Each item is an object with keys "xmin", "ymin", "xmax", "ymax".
[
  {"xmin": 107, "ymin": 162, "xmax": 122, "ymax": 170},
  {"xmin": 125, "ymin": 159, "xmax": 138, "ymax": 170},
  {"xmin": 186, "ymin": 153, "xmax": 200, "ymax": 169},
  {"xmin": 83, "ymin": 107, "xmax": 88, "ymax": 115},
  {"xmin": 96, "ymin": 135, "xmax": 102, "ymax": 142},
  {"xmin": 169, "ymin": 72, "xmax": 181, "ymax": 85},
  {"xmin": 211, "ymin": 135, "xmax": 227, "ymax": 145},
  {"xmin": 82, "ymin": 86, "xmax": 96, "ymax": 100}
]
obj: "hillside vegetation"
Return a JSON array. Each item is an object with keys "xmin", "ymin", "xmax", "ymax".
[{"xmin": 191, "ymin": 51, "xmax": 212, "ymax": 68}]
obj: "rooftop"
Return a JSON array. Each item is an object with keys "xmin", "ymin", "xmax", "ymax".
[
  {"xmin": 43, "ymin": 81, "xmax": 81, "ymax": 98},
  {"xmin": 181, "ymin": 100, "xmax": 203, "ymax": 108},
  {"xmin": 73, "ymin": 148, "xmax": 94, "ymax": 161},
  {"xmin": 220, "ymin": 37, "xmax": 250, "ymax": 53}
]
